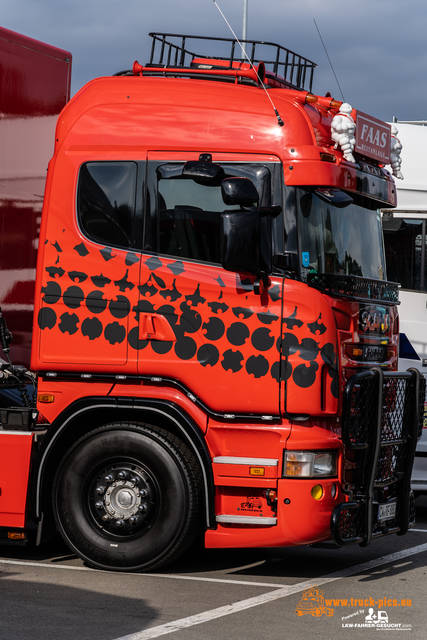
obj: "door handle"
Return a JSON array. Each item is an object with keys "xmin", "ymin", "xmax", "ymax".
[{"xmin": 138, "ymin": 313, "xmax": 176, "ymax": 342}]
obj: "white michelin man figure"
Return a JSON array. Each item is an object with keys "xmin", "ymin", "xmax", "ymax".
[
  {"xmin": 331, "ymin": 103, "xmax": 356, "ymax": 162},
  {"xmin": 390, "ymin": 125, "xmax": 403, "ymax": 179}
]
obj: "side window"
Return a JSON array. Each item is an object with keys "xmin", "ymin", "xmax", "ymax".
[
  {"xmin": 157, "ymin": 163, "xmax": 271, "ymax": 263},
  {"xmin": 383, "ymin": 217, "xmax": 425, "ymax": 290},
  {"xmin": 158, "ymin": 178, "xmax": 230, "ymax": 263},
  {"xmin": 78, "ymin": 162, "xmax": 137, "ymax": 248}
]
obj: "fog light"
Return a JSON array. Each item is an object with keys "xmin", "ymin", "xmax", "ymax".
[{"xmin": 311, "ymin": 485, "xmax": 323, "ymax": 500}]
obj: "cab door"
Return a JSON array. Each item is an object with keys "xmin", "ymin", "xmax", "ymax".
[{"xmin": 132, "ymin": 151, "xmax": 283, "ymax": 417}]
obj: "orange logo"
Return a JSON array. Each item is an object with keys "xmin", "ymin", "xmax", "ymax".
[{"xmin": 295, "ymin": 587, "xmax": 334, "ymax": 618}]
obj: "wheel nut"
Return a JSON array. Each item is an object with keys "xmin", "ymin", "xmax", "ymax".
[
  {"xmin": 138, "ymin": 505, "xmax": 147, "ymax": 513},
  {"xmin": 140, "ymin": 490, "xmax": 147, "ymax": 498},
  {"xmin": 116, "ymin": 519, "xmax": 125, "ymax": 527},
  {"xmin": 130, "ymin": 477, "xmax": 139, "ymax": 485},
  {"xmin": 118, "ymin": 471, "xmax": 127, "ymax": 480},
  {"xmin": 129, "ymin": 516, "xmax": 138, "ymax": 525},
  {"xmin": 105, "ymin": 475, "xmax": 113, "ymax": 482},
  {"xmin": 102, "ymin": 515, "xmax": 110, "ymax": 522},
  {"xmin": 95, "ymin": 501, "xmax": 104, "ymax": 509},
  {"xmin": 96, "ymin": 486, "xmax": 105, "ymax": 495}
]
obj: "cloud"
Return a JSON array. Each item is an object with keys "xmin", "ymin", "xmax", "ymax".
[{"xmin": 2, "ymin": 0, "xmax": 427, "ymax": 121}]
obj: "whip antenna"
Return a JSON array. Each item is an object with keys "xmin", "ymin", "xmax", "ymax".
[
  {"xmin": 313, "ymin": 19, "xmax": 345, "ymax": 102},
  {"xmin": 212, "ymin": 0, "xmax": 284, "ymax": 126}
]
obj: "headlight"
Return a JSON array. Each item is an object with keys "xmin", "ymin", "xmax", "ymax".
[{"xmin": 283, "ymin": 450, "xmax": 337, "ymax": 478}]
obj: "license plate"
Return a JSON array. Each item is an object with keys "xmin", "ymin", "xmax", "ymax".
[
  {"xmin": 363, "ymin": 345, "xmax": 384, "ymax": 361},
  {"xmin": 378, "ymin": 502, "xmax": 397, "ymax": 522}
]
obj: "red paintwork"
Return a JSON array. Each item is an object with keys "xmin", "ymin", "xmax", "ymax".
[
  {"xmin": 1, "ymin": 49, "xmax": 400, "ymax": 552},
  {"xmin": 0, "ymin": 26, "xmax": 71, "ymax": 367},
  {"xmin": 0, "ymin": 432, "xmax": 33, "ymax": 527}
]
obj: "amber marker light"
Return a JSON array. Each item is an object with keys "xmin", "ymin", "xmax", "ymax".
[
  {"xmin": 8, "ymin": 532, "xmax": 26, "ymax": 540},
  {"xmin": 250, "ymin": 467, "xmax": 265, "ymax": 476},
  {"xmin": 311, "ymin": 485, "xmax": 323, "ymax": 500},
  {"xmin": 305, "ymin": 93, "xmax": 318, "ymax": 104},
  {"xmin": 37, "ymin": 394, "xmax": 55, "ymax": 403},
  {"xmin": 320, "ymin": 153, "xmax": 337, "ymax": 163}
]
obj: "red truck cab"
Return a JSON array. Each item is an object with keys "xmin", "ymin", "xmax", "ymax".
[{"xmin": 0, "ymin": 33, "xmax": 423, "ymax": 571}]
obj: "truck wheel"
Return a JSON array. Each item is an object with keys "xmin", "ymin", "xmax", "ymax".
[{"xmin": 53, "ymin": 423, "xmax": 203, "ymax": 571}]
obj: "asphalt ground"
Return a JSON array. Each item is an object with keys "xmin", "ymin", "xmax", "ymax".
[{"xmin": 1, "ymin": 497, "xmax": 427, "ymax": 640}]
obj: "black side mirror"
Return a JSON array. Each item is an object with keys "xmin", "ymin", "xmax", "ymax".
[
  {"xmin": 221, "ymin": 177, "xmax": 259, "ymax": 207},
  {"xmin": 221, "ymin": 209, "xmax": 261, "ymax": 275}
]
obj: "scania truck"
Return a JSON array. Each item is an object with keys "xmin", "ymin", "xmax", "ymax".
[{"xmin": 0, "ymin": 32, "xmax": 423, "ymax": 572}]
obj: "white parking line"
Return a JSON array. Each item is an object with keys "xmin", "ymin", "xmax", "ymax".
[
  {"xmin": 0, "ymin": 558, "xmax": 290, "ymax": 588},
  {"xmin": 112, "ymin": 542, "xmax": 427, "ymax": 640}
]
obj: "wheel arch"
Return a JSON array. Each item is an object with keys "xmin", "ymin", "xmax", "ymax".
[{"xmin": 32, "ymin": 396, "xmax": 215, "ymax": 539}]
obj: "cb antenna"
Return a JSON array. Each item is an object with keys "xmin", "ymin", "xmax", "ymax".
[
  {"xmin": 313, "ymin": 19, "xmax": 345, "ymax": 102},
  {"xmin": 212, "ymin": 0, "xmax": 284, "ymax": 126}
]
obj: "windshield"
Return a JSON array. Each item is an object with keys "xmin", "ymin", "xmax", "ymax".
[{"xmin": 295, "ymin": 188, "xmax": 386, "ymax": 282}]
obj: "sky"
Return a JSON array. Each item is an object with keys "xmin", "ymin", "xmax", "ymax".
[{"xmin": 2, "ymin": 0, "xmax": 427, "ymax": 124}]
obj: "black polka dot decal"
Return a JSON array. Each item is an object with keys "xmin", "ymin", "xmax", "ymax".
[
  {"xmin": 125, "ymin": 252, "xmax": 139, "ymax": 266},
  {"xmin": 104, "ymin": 322, "xmax": 126, "ymax": 345},
  {"xmin": 221, "ymin": 349, "xmax": 244, "ymax": 372},
  {"xmin": 246, "ymin": 354, "xmax": 269, "ymax": 378},
  {"xmin": 46, "ymin": 266, "xmax": 65, "ymax": 279},
  {"xmin": 298, "ymin": 338, "xmax": 320, "ymax": 361},
  {"xmin": 63, "ymin": 286, "xmax": 84, "ymax": 309},
  {"xmin": 227, "ymin": 322, "xmax": 250, "ymax": 346},
  {"xmin": 91, "ymin": 274, "xmax": 112, "ymax": 288},
  {"xmin": 38, "ymin": 307, "xmax": 57, "ymax": 330},
  {"xmin": 167, "ymin": 261, "xmax": 185, "ymax": 275},
  {"xmin": 151, "ymin": 340, "xmax": 173, "ymax": 355},
  {"xmin": 208, "ymin": 301, "xmax": 229, "ymax": 314},
  {"xmin": 175, "ymin": 336, "xmax": 197, "ymax": 360},
  {"xmin": 202, "ymin": 317, "xmax": 225, "ymax": 341},
  {"xmin": 74, "ymin": 243, "xmax": 89, "ymax": 257},
  {"xmin": 114, "ymin": 270, "xmax": 135, "ymax": 292},
  {"xmin": 186, "ymin": 284, "xmax": 206, "ymax": 307},
  {"xmin": 159, "ymin": 279, "xmax": 181, "ymax": 302},
  {"xmin": 293, "ymin": 361, "xmax": 319, "ymax": 388},
  {"xmin": 283, "ymin": 306, "xmax": 303, "ymax": 329},
  {"xmin": 41, "ymin": 281, "xmax": 61, "ymax": 304},
  {"xmin": 86, "ymin": 291, "xmax": 108, "ymax": 314},
  {"xmin": 68, "ymin": 271, "xmax": 88, "ymax": 283},
  {"xmin": 232, "ymin": 307, "xmax": 253, "ymax": 320},
  {"xmin": 308, "ymin": 313, "xmax": 327, "ymax": 335},
  {"xmin": 100, "ymin": 247, "xmax": 116, "ymax": 261},
  {"xmin": 109, "ymin": 296, "xmax": 130, "ymax": 319},
  {"xmin": 251, "ymin": 327, "xmax": 274, "ymax": 352},
  {"xmin": 145, "ymin": 257, "xmax": 162, "ymax": 271},
  {"xmin": 81, "ymin": 317, "xmax": 103, "ymax": 340},
  {"xmin": 59, "ymin": 312, "xmax": 79, "ymax": 335},
  {"xmin": 197, "ymin": 344, "xmax": 219, "ymax": 368},
  {"xmin": 128, "ymin": 326, "xmax": 149, "ymax": 350}
]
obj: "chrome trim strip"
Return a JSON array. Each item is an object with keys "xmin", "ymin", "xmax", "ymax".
[
  {"xmin": 216, "ymin": 515, "xmax": 277, "ymax": 525},
  {"xmin": 213, "ymin": 456, "xmax": 278, "ymax": 466}
]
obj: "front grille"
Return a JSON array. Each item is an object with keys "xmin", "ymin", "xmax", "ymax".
[
  {"xmin": 332, "ymin": 368, "xmax": 424, "ymax": 546},
  {"xmin": 307, "ymin": 273, "xmax": 399, "ymax": 304}
]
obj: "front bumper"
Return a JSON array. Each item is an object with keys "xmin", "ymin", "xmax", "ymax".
[{"xmin": 331, "ymin": 367, "xmax": 425, "ymax": 546}]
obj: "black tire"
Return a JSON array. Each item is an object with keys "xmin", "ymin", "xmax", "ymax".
[{"xmin": 53, "ymin": 423, "xmax": 203, "ymax": 571}]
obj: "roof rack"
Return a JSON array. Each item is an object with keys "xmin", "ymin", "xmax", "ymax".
[{"xmin": 147, "ymin": 33, "xmax": 317, "ymax": 92}]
